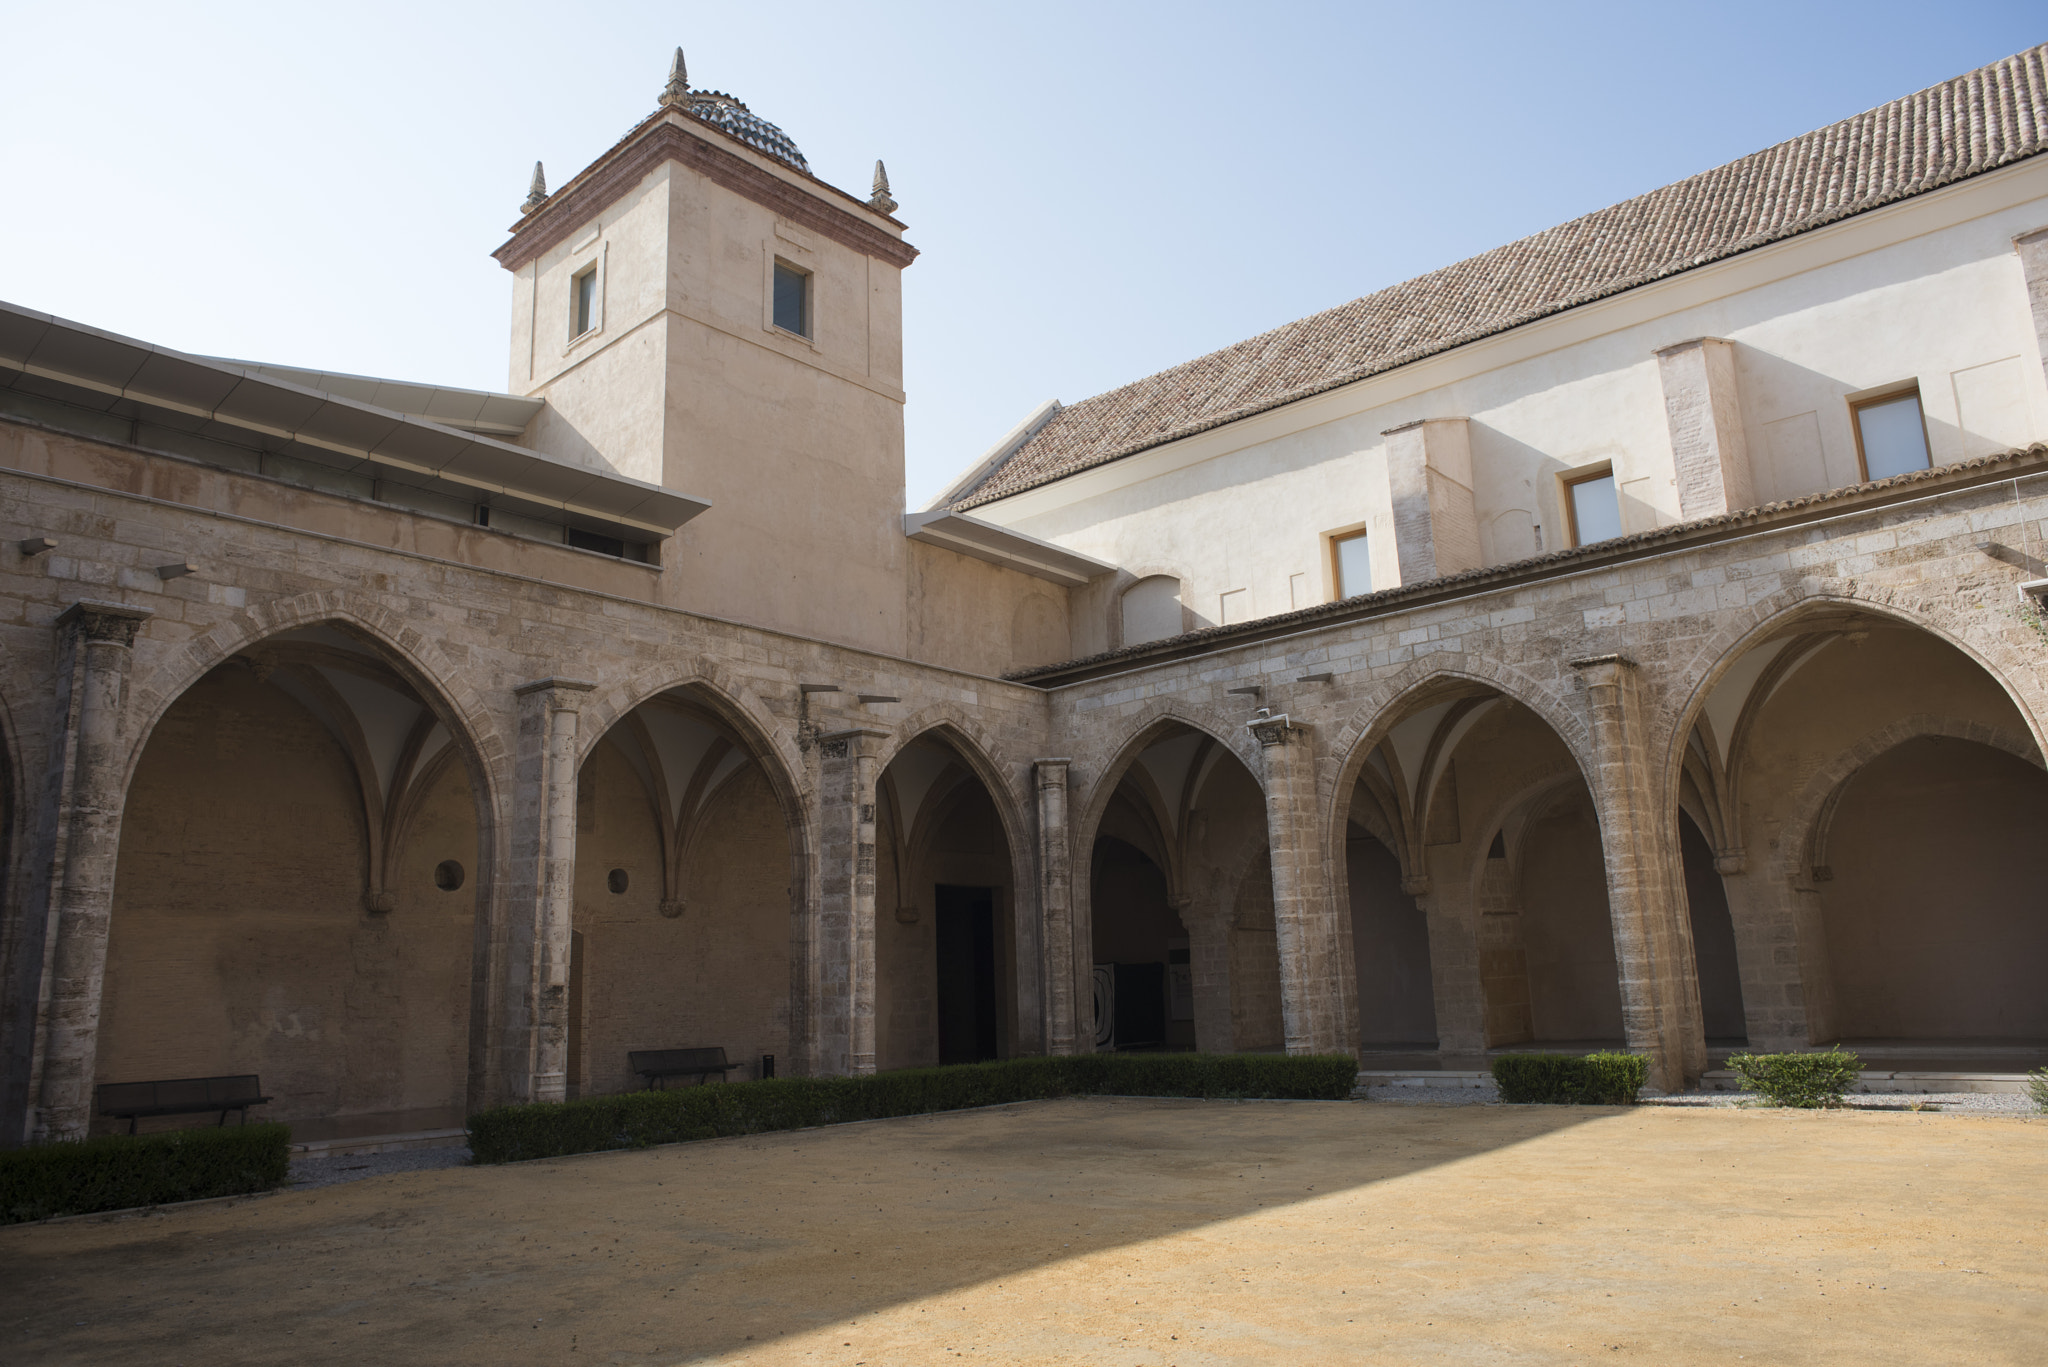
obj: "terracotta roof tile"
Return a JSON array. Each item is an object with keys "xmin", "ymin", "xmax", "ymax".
[{"xmin": 953, "ymin": 45, "xmax": 2048, "ymax": 509}]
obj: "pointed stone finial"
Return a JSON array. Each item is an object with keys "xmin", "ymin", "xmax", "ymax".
[
  {"xmin": 520, "ymin": 161, "xmax": 547, "ymax": 215},
  {"xmin": 660, "ymin": 47, "xmax": 690, "ymax": 106},
  {"xmin": 868, "ymin": 159, "xmax": 898, "ymax": 215}
]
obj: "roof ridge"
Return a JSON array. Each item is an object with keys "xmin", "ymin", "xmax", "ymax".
[{"xmin": 954, "ymin": 44, "xmax": 2048, "ymax": 510}]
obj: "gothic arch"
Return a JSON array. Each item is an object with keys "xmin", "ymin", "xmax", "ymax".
[
  {"xmin": 1652, "ymin": 586, "xmax": 2048, "ymax": 829},
  {"xmin": 1779, "ymin": 714, "xmax": 2044, "ymax": 888},
  {"xmin": 873, "ymin": 704, "xmax": 1032, "ymax": 865},
  {"xmin": 1072, "ymin": 701, "xmax": 1264, "ymax": 848},
  {"xmin": 575, "ymin": 657, "xmax": 811, "ymax": 817},
  {"xmin": 125, "ymin": 591, "xmax": 510, "ymax": 827}
]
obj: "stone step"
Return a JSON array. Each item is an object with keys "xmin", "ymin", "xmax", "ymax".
[
  {"xmin": 1355, "ymin": 1070, "xmax": 1497, "ymax": 1090},
  {"xmin": 289, "ymin": 1127, "xmax": 469, "ymax": 1158},
  {"xmin": 1701, "ymin": 1070, "xmax": 2032, "ymax": 1095}
]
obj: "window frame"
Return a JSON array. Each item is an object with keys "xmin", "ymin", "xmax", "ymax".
[
  {"xmin": 1327, "ymin": 526, "xmax": 1373, "ymax": 600},
  {"xmin": 770, "ymin": 257, "xmax": 812, "ymax": 340},
  {"xmin": 1561, "ymin": 462, "xmax": 1619, "ymax": 548},
  {"xmin": 566, "ymin": 247, "xmax": 605, "ymax": 348},
  {"xmin": 1847, "ymin": 381, "xmax": 1932, "ymax": 483}
]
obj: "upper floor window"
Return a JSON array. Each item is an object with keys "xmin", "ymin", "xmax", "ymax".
[
  {"xmin": 773, "ymin": 260, "xmax": 810, "ymax": 338},
  {"xmin": 572, "ymin": 266, "xmax": 599, "ymax": 338},
  {"xmin": 1851, "ymin": 386, "xmax": 1931, "ymax": 481},
  {"xmin": 1333, "ymin": 531, "xmax": 1372, "ymax": 598},
  {"xmin": 1121, "ymin": 575, "xmax": 1183, "ymax": 646},
  {"xmin": 1565, "ymin": 470, "xmax": 1622, "ymax": 546}
]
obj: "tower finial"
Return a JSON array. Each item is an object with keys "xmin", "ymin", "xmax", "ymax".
[
  {"xmin": 660, "ymin": 47, "xmax": 690, "ymax": 106},
  {"xmin": 521, "ymin": 161, "xmax": 547, "ymax": 215},
  {"xmin": 868, "ymin": 159, "xmax": 897, "ymax": 215}
]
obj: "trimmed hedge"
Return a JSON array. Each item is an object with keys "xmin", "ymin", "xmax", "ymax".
[
  {"xmin": 469, "ymin": 1053, "xmax": 1358, "ymax": 1164},
  {"xmin": 2029, "ymin": 1066, "xmax": 2048, "ymax": 1115},
  {"xmin": 1, "ymin": 1123, "xmax": 291, "ymax": 1225},
  {"xmin": 1725, "ymin": 1048, "xmax": 1863, "ymax": 1108},
  {"xmin": 1491, "ymin": 1052, "xmax": 1648, "ymax": 1105}
]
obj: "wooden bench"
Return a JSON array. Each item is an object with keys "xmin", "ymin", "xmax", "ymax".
[
  {"xmin": 95, "ymin": 1075, "xmax": 271, "ymax": 1134},
  {"xmin": 628, "ymin": 1048, "xmax": 745, "ymax": 1090}
]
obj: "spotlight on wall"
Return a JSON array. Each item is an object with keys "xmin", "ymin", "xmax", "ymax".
[
  {"xmin": 1296, "ymin": 672, "xmax": 1334, "ymax": 683},
  {"xmin": 156, "ymin": 561, "xmax": 196, "ymax": 580},
  {"xmin": 19, "ymin": 537, "xmax": 56, "ymax": 555}
]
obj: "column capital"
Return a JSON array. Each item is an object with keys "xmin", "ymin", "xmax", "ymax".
[
  {"xmin": 1247, "ymin": 713, "xmax": 1309, "ymax": 747},
  {"xmin": 1568, "ymin": 653, "xmax": 1637, "ymax": 688},
  {"xmin": 514, "ymin": 676, "xmax": 596, "ymax": 708},
  {"xmin": 1034, "ymin": 757, "xmax": 1072, "ymax": 780},
  {"xmin": 56, "ymin": 599, "xmax": 152, "ymax": 646},
  {"xmin": 817, "ymin": 727, "xmax": 888, "ymax": 759}
]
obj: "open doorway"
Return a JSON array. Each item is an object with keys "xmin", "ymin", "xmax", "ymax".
[{"xmin": 935, "ymin": 885, "xmax": 999, "ymax": 1064}]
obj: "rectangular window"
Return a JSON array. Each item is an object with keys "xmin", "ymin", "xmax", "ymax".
[
  {"xmin": 572, "ymin": 267, "xmax": 598, "ymax": 338},
  {"xmin": 1333, "ymin": 531, "xmax": 1371, "ymax": 598},
  {"xmin": 772, "ymin": 261, "xmax": 809, "ymax": 337},
  {"xmin": 1566, "ymin": 471, "xmax": 1622, "ymax": 546},
  {"xmin": 1851, "ymin": 387, "xmax": 1931, "ymax": 481}
]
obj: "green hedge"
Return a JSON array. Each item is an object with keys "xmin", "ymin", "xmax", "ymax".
[
  {"xmin": 1, "ymin": 1123, "xmax": 291, "ymax": 1225},
  {"xmin": 1491, "ymin": 1052, "xmax": 1647, "ymax": 1105},
  {"xmin": 469, "ymin": 1053, "xmax": 1358, "ymax": 1164},
  {"xmin": 1725, "ymin": 1048, "xmax": 1863, "ymax": 1108},
  {"xmin": 2029, "ymin": 1066, "xmax": 2048, "ymax": 1115}
]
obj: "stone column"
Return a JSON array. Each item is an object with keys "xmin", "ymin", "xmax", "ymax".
[
  {"xmin": 1655, "ymin": 338, "xmax": 1754, "ymax": 518},
  {"xmin": 1383, "ymin": 418, "xmax": 1481, "ymax": 586},
  {"xmin": 816, "ymin": 728, "xmax": 886, "ymax": 1076},
  {"xmin": 1415, "ymin": 848, "xmax": 1487, "ymax": 1059},
  {"xmin": 1248, "ymin": 714, "xmax": 1354, "ymax": 1056},
  {"xmin": 29, "ymin": 601, "xmax": 152, "ymax": 1142},
  {"xmin": 1569, "ymin": 655, "xmax": 1705, "ymax": 1092},
  {"xmin": 508, "ymin": 677, "xmax": 593, "ymax": 1105},
  {"xmin": 1034, "ymin": 759, "xmax": 1078, "ymax": 1055}
]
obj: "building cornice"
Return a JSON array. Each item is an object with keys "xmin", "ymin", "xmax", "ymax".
[{"xmin": 494, "ymin": 116, "xmax": 918, "ymax": 273}]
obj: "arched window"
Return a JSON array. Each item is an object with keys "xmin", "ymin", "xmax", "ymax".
[{"xmin": 1121, "ymin": 576, "xmax": 1183, "ymax": 646}]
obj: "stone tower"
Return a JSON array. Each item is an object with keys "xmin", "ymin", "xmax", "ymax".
[{"xmin": 494, "ymin": 49, "xmax": 918, "ymax": 655}]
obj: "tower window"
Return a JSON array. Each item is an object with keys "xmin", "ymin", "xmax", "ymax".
[
  {"xmin": 572, "ymin": 266, "xmax": 599, "ymax": 338},
  {"xmin": 772, "ymin": 260, "xmax": 810, "ymax": 337},
  {"xmin": 1333, "ymin": 531, "xmax": 1372, "ymax": 598},
  {"xmin": 1851, "ymin": 386, "xmax": 1931, "ymax": 481},
  {"xmin": 1565, "ymin": 470, "xmax": 1622, "ymax": 546}
]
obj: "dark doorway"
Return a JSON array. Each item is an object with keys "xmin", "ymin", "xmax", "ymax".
[{"xmin": 935, "ymin": 885, "xmax": 999, "ymax": 1064}]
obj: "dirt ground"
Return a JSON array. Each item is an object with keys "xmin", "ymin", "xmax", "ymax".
[{"xmin": 2, "ymin": 1098, "xmax": 2042, "ymax": 1365}]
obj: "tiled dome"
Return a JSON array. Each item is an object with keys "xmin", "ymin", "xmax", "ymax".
[{"xmin": 684, "ymin": 91, "xmax": 808, "ymax": 172}]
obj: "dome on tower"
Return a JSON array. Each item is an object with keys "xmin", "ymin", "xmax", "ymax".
[{"xmin": 682, "ymin": 90, "xmax": 809, "ymax": 172}]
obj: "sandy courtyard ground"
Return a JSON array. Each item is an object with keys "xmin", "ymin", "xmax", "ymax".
[{"xmin": 2, "ymin": 1098, "xmax": 2042, "ymax": 1365}]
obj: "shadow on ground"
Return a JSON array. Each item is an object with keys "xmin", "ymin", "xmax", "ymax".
[{"xmin": 0, "ymin": 1097, "xmax": 1599, "ymax": 1364}]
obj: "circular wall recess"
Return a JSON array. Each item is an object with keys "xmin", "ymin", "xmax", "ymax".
[
  {"xmin": 607, "ymin": 867, "xmax": 630, "ymax": 894},
  {"xmin": 434, "ymin": 860, "xmax": 465, "ymax": 892}
]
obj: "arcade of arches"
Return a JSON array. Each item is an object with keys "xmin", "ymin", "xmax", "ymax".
[{"xmin": 4, "ymin": 597, "xmax": 2045, "ymax": 1143}]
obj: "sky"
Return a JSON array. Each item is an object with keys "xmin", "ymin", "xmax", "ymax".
[{"xmin": 3, "ymin": 2, "xmax": 2041, "ymax": 507}]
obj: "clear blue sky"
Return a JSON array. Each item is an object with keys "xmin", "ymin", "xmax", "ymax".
[{"xmin": 3, "ymin": 2, "xmax": 2040, "ymax": 506}]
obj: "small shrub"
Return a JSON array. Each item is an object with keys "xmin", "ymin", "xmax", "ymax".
[
  {"xmin": 467, "ymin": 1053, "xmax": 1358, "ymax": 1164},
  {"xmin": 1724, "ymin": 1048, "xmax": 1863, "ymax": 1108},
  {"xmin": 0, "ymin": 1123, "xmax": 291, "ymax": 1224},
  {"xmin": 2026, "ymin": 1066, "xmax": 2048, "ymax": 1114},
  {"xmin": 1491, "ymin": 1052, "xmax": 1647, "ymax": 1105}
]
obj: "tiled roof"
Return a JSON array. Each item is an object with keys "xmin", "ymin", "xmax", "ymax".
[{"xmin": 952, "ymin": 45, "xmax": 2048, "ymax": 510}]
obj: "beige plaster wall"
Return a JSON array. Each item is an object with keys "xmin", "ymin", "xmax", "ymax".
[
  {"xmin": 1516, "ymin": 787, "xmax": 1625, "ymax": 1044},
  {"xmin": 905, "ymin": 541, "xmax": 1073, "ymax": 678},
  {"xmin": 1820, "ymin": 737, "xmax": 2048, "ymax": 1040},
  {"xmin": 568, "ymin": 742, "xmax": 791, "ymax": 1098},
  {"xmin": 97, "ymin": 668, "xmax": 476, "ymax": 1131}
]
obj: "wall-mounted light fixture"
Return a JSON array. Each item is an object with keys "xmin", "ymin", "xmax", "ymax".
[
  {"xmin": 156, "ymin": 562, "xmax": 196, "ymax": 580},
  {"xmin": 19, "ymin": 537, "xmax": 55, "ymax": 555}
]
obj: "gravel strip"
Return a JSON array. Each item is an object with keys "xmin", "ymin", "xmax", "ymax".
[{"xmin": 288, "ymin": 1145, "xmax": 473, "ymax": 1190}]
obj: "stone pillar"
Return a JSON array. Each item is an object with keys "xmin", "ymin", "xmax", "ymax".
[
  {"xmin": 29, "ymin": 601, "xmax": 151, "ymax": 1142},
  {"xmin": 1570, "ymin": 655, "xmax": 1705, "ymax": 1092},
  {"xmin": 1655, "ymin": 338, "xmax": 1754, "ymax": 518},
  {"xmin": 508, "ymin": 677, "xmax": 593, "ymax": 1105},
  {"xmin": 1035, "ymin": 759, "xmax": 1078, "ymax": 1055},
  {"xmin": 1248, "ymin": 714, "xmax": 1354, "ymax": 1056},
  {"xmin": 816, "ymin": 728, "xmax": 886, "ymax": 1076},
  {"xmin": 1383, "ymin": 418, "xmax": 1481, "ymax": 586},
  {"xmin": 2016, "ymin": 228, "xmax": 2048, "ymax": 395},
  {"xmin": 1414, "ymin": 848, "xmax": 1487, "ymax": 1059}
]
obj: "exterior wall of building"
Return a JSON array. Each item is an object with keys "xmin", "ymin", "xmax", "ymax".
[{"xmin": 966, "ymin": 162, "xmax": 2048, "ymax": 654}]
